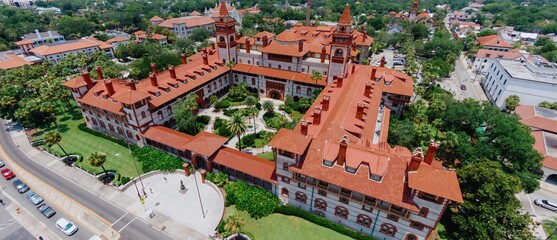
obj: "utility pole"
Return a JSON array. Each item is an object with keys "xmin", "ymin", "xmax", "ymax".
[
  {"xmin": 192, "ymin": 171, "xmax": 206, "ymax": 218},
  {"xmin": 128, "ymin": 143, "xmax": 147, "ymax": 198}
]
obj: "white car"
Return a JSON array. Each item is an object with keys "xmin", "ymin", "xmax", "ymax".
[
  {"xmin": 534, "ymin": 199, "xmax": 557, "ymax": 212},
  {"xmin": 56, "ymin": 218, "xmax": 78, "ymax": 236}
]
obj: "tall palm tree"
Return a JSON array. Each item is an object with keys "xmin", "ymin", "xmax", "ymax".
[
  {"xmin": 262, "ymin": 100, "xmax": 274, "ymax": 113},
  {"xmin": 248, "ymin": 108, "xmax": 258, "ymax": 135},
  {"xmin": 224, "ymin": 214, "xmax": 245, "ymax": 235},
  {"xmin": 226, "ymin": 113, "xmax": 247, "ymax": 151},
  {"xmin": 311, "ymin": 70, "xmax": 322, "ymax": 85},
  {"xmin": 88, "ymin": 152, "xmax": 109, "ymax": 182},
  {"xmin": 44, "ymin": 131, "xmax": 69, "ymax": 157}
]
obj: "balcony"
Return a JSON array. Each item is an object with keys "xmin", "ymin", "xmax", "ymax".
[{"xmin": 387, "ymin": 95, "xmax": 410, "ymax": 102}]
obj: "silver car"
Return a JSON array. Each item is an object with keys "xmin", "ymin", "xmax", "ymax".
[
  {"xmin": 27, "ymin": 192, "xmax": 44, "ymax": 205},
  {"xmin": 534, "ymin": 199, "xmax": 557, "ymax": 212}
]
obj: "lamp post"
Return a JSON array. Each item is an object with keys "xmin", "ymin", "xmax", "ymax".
[
  {"xmin": 132, "ymin": 179, "xmax": 141, "ymax": 201},
  {"xmin": 128, "ymin": 143, "xmax": 147, "ymax": 198},
  {"xmin": 192, "ymin": 170, "xmax": 206, "ymax": 218}
]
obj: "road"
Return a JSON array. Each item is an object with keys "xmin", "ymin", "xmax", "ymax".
[
  {"xmin": 518, "ymin": 188, "xmax": 557, "ymax": 221},
  {"xmin": 0, "ymin": 192, "xmax": 35, "ymax": 240},
  {"xmin": 0, "ymin": 120, "xmax": 175, "ymax": 240}
]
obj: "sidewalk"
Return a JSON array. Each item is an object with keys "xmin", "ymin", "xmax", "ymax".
[{"xmin": 8, "ymin": 124, "xmax": 210, "ymax": 240}]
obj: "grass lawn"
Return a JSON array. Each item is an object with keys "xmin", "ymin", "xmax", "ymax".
[
  {"xmin": 225, "ymin": 205, "xmax": 352, "ymax": 240},
  {"xmin": 543, "ymin": 219, "xmax": 557, "ymax": 240},
  {"xmin": 256, "ymin": 151, "xmax": 274, "ymax": 161},
  {"xmin": 291, "ymin": 110, "xmax": 303, "ymax": 120},
  {"xmin": 32, "ymin": 110, "xmax": 140, "ymax": 178}
]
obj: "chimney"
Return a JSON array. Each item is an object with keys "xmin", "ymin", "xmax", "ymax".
[
  {"xmin": 408, "ymin": 148, "xmax": 424, "ymax": 171},
  {"xmin": 337, "ymin": 136, "xmax": 348, "ymax": 166},
  {"xmin": 246, "ymin": 38, "xmax": 251, "ymax": 53},
  {"xmin": 312, "ymin": 21, "xmax": 317, "ymax": 27},
  {"xmin": 129, "ymin": 81, "xmax": 137, "ymax": 91},
  {"xmin": 336, "ymin": 76, "xmax": 344, "ymax": 88},
  {"xmin": 312, "ymin": 107, "xmax": 322, "ymax": 125},
  {"xmin": 104, "ymin": 80, "xmax": 115, "ymax": 97},
  {"xmin": 371, "ymin": 67, "xmax": 377, "ymax": 80},
  {"xmin": 351, "ymin": 64, "xmax": 356, "ymax": 74},
  {"xmin": 320, "ymin": 46, "xmax": 326, "ymax": 63},
  {"xmin": 356, "ymin": 102, "xmax": 365, "ymax": 120},
  {"xmin": 364, "ymin": 82, "xmax": 372, "ymax": 96},
  {"xmin": 211, "ymin": 42, "xmax": 216, "ymax": 50},
  {"xmin": 305, "ymin": 0, "xmax": 311, "ymax": 27},
  {"xmin": 360, "ymin": 25, "xmax": 365, "ymax": 33},
  {"xmin": 424, "ymin": 141, "xmax": 440, "ymax": 165},
  {"xmin": 300, "ymin": 119, "xmax": 308, "ymax": 136},
  {"xmin": 321, "ymin": 95, "xmax": 330, "ymax": 111},
  {"xmin": 380, "ymin": 56, "xmax": 385, "ymax": 68},
  {"xmin": 262, "ymin": 35, "xmax": 269, "ymax": 47},
  {"xmin": 181, "ymin": 53, "xmax": 187, "ymax": 64},
  {"xmin": 149, "ymin": 72, "xmax": 158, "ymax": 87},
  {"xmin": 169, "ymin": 65, "xmax": 176, "ymax": 79},
  {"xmin": 298, "ymin": 40, "xmax": 304, "ymax": 53},
  {"xmin": 35, "ymin": 29, "xmax": 41, "ymax": 39},
  {"xmin": 150, "ymin": 63, "xmax": 157, "ymax": 75},
  {"xmin": 81, "ymin": 70, "xmax": 93, "ymax": 89},
  {"xmin": 96, "ymin": 66, "xmax": 104, "ymax": 80},
  {"xmin": 202, "ymin": 51, "xmax": 209, "ymax": 65}
]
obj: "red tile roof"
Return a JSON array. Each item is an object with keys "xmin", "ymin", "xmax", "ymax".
[
  {"xmin": 287, "ymin": 26, "xmax": 373, "ymax": 47},
  {"xmin": 408, "ymin": 164, "xmax": 464, "ymax": 203},
  {"xmin": 150, "ymin": 16, "xmax": 164, "ymax": 22},
  {"xmin": 158, "ymin": 16, "xmax": 215, "ymax": 29},
  {"xmin": 218, "ymin": 1, "xmax": 229, "ymax": 17},
  {"xmin": 475, "ymin": 49, "xmax": 522, "ymax": 59},
  {"xmin": 112, "ymin": 90, "xmax": 151, "ymax": 105},
  {"xmin": 142, "ymin": 126, "xmax": 193, "ymax": 151},
  {"xmin": 15, "ymin": 39, "xmax": 34, "ymax": 45},
  {"xmin": 268, "ymin": 128, "xmax": 312, "ymax": 155},
  {"xmin": 62, "ymin": 74, "xmax": 92, "ymax": 89},
  {"xmin": 0, "ymin": 53, "xmax": 32, "ymax": 70},
  {"xmin": 275, "ymin": 31, "xmax": 301, "ymax": 42},
  {"xmin": 106, "ymin": 36, "xmax": 130, "ymax": 44},
  {"xmin": 30, "ymin": 39, "xmax": 109, "ymax": 56},
  {"xmin": 232, "ymin": 63, "xmax": 327, "ymax": 86},
  {"xmin": 190, "ymin": 11, "xmax": 202, "ymax": 16},
  {"xmin": 254, "ymin": 31, "xmax": 275, "ymax": 39},
  {"xmin": 338, "ymin": 6, "xmax": 352, "ymax": 24},
  {"xmin": 475, "ymin": 35, "xmax": 513, "ymax": 49},
  {"xmin": 183, "ymin": 131, "xmax": 228, "ymax": 157},
  {"xmin": 515, "ymin": 105, "xmax": 557, "ymax": 171},
  {"xmin": 213, "ymin": 147, "xmax": 277, "ymax": 183},
  {"xmin": 260, "ymin": 40, "xmax": 309, "ymax": 57}
]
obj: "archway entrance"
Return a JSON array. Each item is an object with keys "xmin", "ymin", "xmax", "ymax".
[
  {"xmin": 268, "ymin": 90, "xmax": 282, "ymax": 100},
  {"xmin": 546, "ymin": 174, "xmax": 557, "ymax": 186},
  {"xmin": 194, "ymin": 156, "xmax": 207, "ymax": 170}
]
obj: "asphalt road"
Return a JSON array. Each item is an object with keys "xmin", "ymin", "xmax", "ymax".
[
  {"xmin": 518, "ymin": 188, "xmax": 557, "ymax": 220},
  {"xmin": 0, "ymin": 192, "xmax": 34, "ymax": 240},
  {"xmin": 0, "ymin": 121, "xmax": 175, "ymax": 240}
]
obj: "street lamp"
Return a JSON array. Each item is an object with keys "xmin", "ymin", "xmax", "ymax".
[
  {"xmin": 192, "ymin": 170, "xmax": 206, "ymax": 218},
  {"xmin": 128, "ymin": 143, "xmax": 147, "ymax": 198}
]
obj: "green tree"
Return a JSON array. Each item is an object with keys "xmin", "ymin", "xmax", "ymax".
[
  {"xmin": 226, "ymin": 113, "xmax": 247, "ymax": 151},
  {"xmin": 210, "ymin": 95, "xmax": 219, "ymax": 107},
  {"xmin": 88, "ymin": 152, "xmax": 109, "ymax": 182},
  {"xmin": 54, "ymin": 15, "xmax": 95, "ymax": 39},
  {"xmin": 447, "ymin": 160, "xmax": 534, "ymax": 240},
  {"xmin": 224, "ymin": 214, "xmax": 245, "ymax": 235},
  {"xmin": 262, "ymin": 100, "xmax": 274, "ymax": 113},
  {"xmin": 477, "ymin": 29, "xmax": 498, "ymax": 37},
  {"xmin": 311, "ymin": 70, "xmax": 322, "ymax": 85},
  {"xmin": 505, "ymin": 95, "xmax": 520, "ymax": 111},
  {"xmin": 190, "ymin": 28, "xmax": 210, "ymax": 42},
  {"xmin": 175, "ymin": 94, "xmax": 200, "ymax": 135},
  {"xmin": 44, "ymin": 131, "xmax": 69, "ymax": 157}
]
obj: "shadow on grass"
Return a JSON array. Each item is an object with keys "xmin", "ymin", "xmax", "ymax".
[
  {"xmin": 59, "ymin": 116, "xmax": 71, "ymax": 122},
  {"xmin": 57, "ymin": 124, "xmax": 69, "ymax": 133}
]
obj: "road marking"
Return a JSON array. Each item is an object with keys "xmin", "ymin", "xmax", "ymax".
[
  {"xmin": 0, "ymin": 144, "xmax": 119, "ymax": 239},
  {"xmin": 111, "ymin": 213, "xmax": 128, "ymax": 227},
  {"xmin": 526, "ymin": 193, "xmax": 537, "ymax": 216},
  {"xmin": 0, "ymin": 219, "xmax": 16, "ymax": 232},
  {"xmin": 117, "ymin": 217, "xmax": 137, "ymax": 233}
]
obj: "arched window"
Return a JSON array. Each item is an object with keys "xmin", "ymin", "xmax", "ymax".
[
  {"xmin": 379, "ymin": 223, "xmax": 397, "ymax": 237},
  {"xmin": 251, "ymin": 78, "xmax": 256, "ymax": 85},
  {"xmin": 295, "ymin": 192, "xmax": 307, "ymax": 203},
  {"xmin": 307, "ymin": 88, "xmax": 312, "ymax": 96},
  {"xmin": 283, "ymin": 162, "xmax": 289, "ymax": 170},
  {"xmin": 219, "ymin": 36, "xmax": 225, "ymax": 43},
  {"xmin": 230, "ymin": 35, "xmax": 235, "ymax": 42},
  {"xmin": 405, "ymin": 234, "xmax": 418, "ymax": 240},
  {"xmin": 296, "ymin": 86, "xmax": 301, "ymax": 94},
  {"xmin": 356, "ymin": 214, "xmax": 372, "ymax": 227},
  {"xmin": 334, "ymin": 206, "xmax": 348, "ymax": 219},
  {"xmin": 335, "ymin": 49, "xmax": 343, "ymax": 57},
  {"xmin": 340, "ymin": 26, "xmax": 346, "ymax": 32},
  {"xmin": 314, "ymin": 198, "xmax": 327, "ymax": 211},
  {"xmin": 281, "ymin": 188, "xmax": 289, "ymax": 197},
  {"xmin": 419, "ymin": 207, "xmax": 429, "ymax": 217}
]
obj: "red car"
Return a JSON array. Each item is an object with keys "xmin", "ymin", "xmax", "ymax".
[{"xmin": 1, "ymin": 168, "xmax": 15, "ymax": 180}]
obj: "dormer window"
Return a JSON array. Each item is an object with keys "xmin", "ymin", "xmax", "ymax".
[
  {"xmin": 375, "ymin": 77, "xmax": 381, "ymax": 82},
  {"xmin": 370, "ymin": 174, "xmax": 382, "ymax": 182},
  {"xmin": 384, "ymin": 81, "xmax": 392, "ymax": 86},
  {"xmin": 155, "ymin": 92, "xmax": 161, "ymax": 97},
  {"xmin": 346, "ymin": 166, "xmax": 357, "ymax": 174},
  {"xmin": 102, "ymin": 95, "xmax": 108, "ymax": 100},
  {"xmin": 164, "ymin": 88, "xmax": 170, "ymax": 92},
  {"xmin": 323, "ymin": 159, "xmax": 333, "ymax": 167}
]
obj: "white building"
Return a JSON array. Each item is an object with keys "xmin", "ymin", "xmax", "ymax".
[
  {"xmin": 483, "ymin": 59, "xmax": 557, "ymax": 109},
  {"xmin": 1, "ymin": 0, "xmax": 35, "ymax": 8},
  {"xmin": 20, "ymin": 30, "xmax": 65, "ymax": 47},
  {"xmin": 28, "ymin": 39, "xmax": 114, "ymax": 64},
  {"xmin": 152, "ymin": 16, "xmax": 215, "ymax": 39}
]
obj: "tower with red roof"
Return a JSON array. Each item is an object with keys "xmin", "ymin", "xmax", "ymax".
[{"xmin": 215, "ymin": 0, "xmax": 237, "ymax": 64}]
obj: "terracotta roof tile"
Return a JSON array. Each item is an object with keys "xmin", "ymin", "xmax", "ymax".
[
  {"xmin": 338, "ymin": 6, "xmax": 352, "ymax": 24},
  {"xmin": 275, "ymin": 31, "xmax": 301, "ymax": 42},
  {"xmin": 232, "ymin": 63, "xmax": 326, "ymax": 86},
  {"xmin": 142, "ymin": 126, "xmax": 193, "ymax": 151},
  {"xmin": 150, "ymin": 16, "xmax": 164, "ymax": 21},
  {"xmin": 15, "ymin": 39, "xmax": 34, "ymax": 45},
  {"xmin": 268, "ymin": 128, "xmax": 312, "ymax": 155},
  {"xmin": 408, "ymin": 164, "xmax": 464, "ymax": 203},
  {"xmin": 0, "ymin": 53, "xmax": 32, "ymax": 70},
  {"xmin": 218, "ymin": 1, "xmax": 229, "ymax": 17},
  {"xmin": 475, "ymin": 49, "xmax": 522, "ymax": 59},
  {"xmin": 190, "ymin": 11, "xmax": 202, "ymax": 16},
  {"xmin": 260, "ymin": 40, "xmax": 309, "ymax": 57},
  {"xmin": 254, "ymin": 31, "xmax": 275, "ymax": 39},
  {"xmin": 112, "ymin": 90, "xmax": 151, "ymax": 105},
  {"xmin": 29, "ymin": 39, "xmax": 109, "ymax": 56},
  {"xmin": 158, "ymin": 17, "xmax": 215, "ymax": 29},
  {"xmin": 183, "ymin": 131, "xmax": 228, "ymax": 157},
  {"xmin": 475, "ymin": 35, "xmax": 513, "ymax": 48},
  {"xmin": 62, "ymin": 75, "xmax": 92, "ymax": 88},
  {"xmin": 213, "ymin": 147, "xmax": 277, "ymax": 183},
  {"xmin": 106, "ymin": 36, "xmax": 130, "ymax": 44}
]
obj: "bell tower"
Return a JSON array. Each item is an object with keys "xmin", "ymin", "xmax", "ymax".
[
  {"xmin": 216, "ymin": 1, "xmax": 237, "ymax": 64},
  {"xmin": 327, "ymin": 5, "xmax": 353, "ymax": 84},
  {"xmin": 409, "ymin": 0, "xmax": 419, "ymax": 21}
]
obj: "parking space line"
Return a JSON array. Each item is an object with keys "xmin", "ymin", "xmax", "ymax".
[
  {"xmin": 526, "ymin": 193, "xmax": 537, "ymax": 216},
  {"xmin": 111, "ymin": 213, "xmax": 128, "ymax": 227}
]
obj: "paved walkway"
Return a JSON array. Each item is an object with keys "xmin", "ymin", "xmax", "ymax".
[
  {"xmin": 8, "ymin": 123, "xmax": 211, "ymax": 240},
  {"xmin": 121, "ymin": 172, "xmax": 224, "ymax": 237}
]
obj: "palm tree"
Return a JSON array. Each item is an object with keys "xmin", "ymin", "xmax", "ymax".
[
  {"xmin": 224, "ymin": 214, "xmax": 245, "ymax": 235},
  {"xmin": 244, "ymin": 96, "xmax": 257, "ymax": 107},
  {"xmin": 248, "ymin": 108, "xmax": 258, "ymax": 135},
  {"xmin": 311, "ymin": 70, "xmax": 322, "ymax": 85},
  {"xmin": 88, "ymin": 152, "xmax": 109, "ymax": 182},
  {"xmin": 44, "ymin": 131, "xmax": 69, "ymax": 157},
  {"xmin": 262, "ymin": 100, "xmax": 274, "ymax": 113},
  {"xmin": 226, "ymin": 60, "xmax": 236, "ymax": 82},
  {"xmin": 226, "ymin": 113, "xmax": 247, "ymax": 151},
  {"xmin": 210, "ymin": 95, "xmax": 219, "ymax": 107}
]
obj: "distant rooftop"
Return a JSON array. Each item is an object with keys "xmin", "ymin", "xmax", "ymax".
[{"xmin": 497, "ymin": 59, "xmax": 557, "ymax": 84}]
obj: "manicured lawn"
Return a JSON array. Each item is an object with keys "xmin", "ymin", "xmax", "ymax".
[
  {"xmin": 543, "ymin": 219, "xmax": 557, "ymax": 240},
  {"xmin": 256, "ymin": 151, "xmax": 274, "ymax": 161},
  {"xmin": 225, "ymin": 205, "xmax": 352, "ymax": 240},
  {"xmin": 32, "ymin": 111, "xmax": 140, "ymax": 177},
  {"xmin": 291, "ymin": 110, "xmax": 304, "ymax": 120}
]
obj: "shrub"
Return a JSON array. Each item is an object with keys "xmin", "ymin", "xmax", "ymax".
[
  {"xmin": 241, "ymin": 134, "xmax": 256, "ymax": 148},
  {"xmin": 216, "ymin": 99, "xmax": 231, "ymax": 109},
  {"xmin": 206, "ymin": 172, "xmax": 230, "ymax": 187},
  {"xmin": 216, "ymin": 126, "xmax": 233, "ymax": 138},
  {"xmin": 132, "ymin": 147, "xmax": 184, "ymax": 172},
  {"xmin": 224, "ymin": 181, "xmax": 280, "ymax": 219},
  {"xmin": 77, "ymin": 123, "xmax": 136, "ymax": 150},
  {"xmin": 255, "ymin": 102, "xmax": 262, "ymax": 110},
  {"xmin": 275, "ymin": 205, "xmax": 375, "ymax": 240},
  {"xmin": 121, "ymin": 176, "xmax": 131, "ymax": 185},
  {"xmin": 214, "ymin": 117, "xmax": 226, "ymax": 129},
  {"xmin": 224, "ymin": 108, "xmax": 239, "ymax": 117},
  {"xmin": 197, "ymin": 115, "xmax": 211, "ymax": 125}
]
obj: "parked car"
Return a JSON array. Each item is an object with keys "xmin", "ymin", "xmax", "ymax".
[
  {"xmin": 37, "ymin": 203, "xmax": 56, "ymax": 218},
  {"xmin": 460, "ymin": 84, "xmax": 467, "ymax": 90},
  {"xmin": 0, "ymin": 160, "xmax": 5, "ymax": 168},
  {"xmin": 27, "ymin": 192, "xmax": 44, "ymax": 205},
  {"xmin": 1, "ymin": 168, "xmax": 14, "ymax": 180},
  {"xmin": 56, "ymin": 218, "xmax": 78, "ymax": 236},
  {"xmin": 534, "ymin": 199, "xmax": 557, "ymax": 212},
  {"xmin": 12, "ymin": 179, "xmax": 30, "ymax": 193}
]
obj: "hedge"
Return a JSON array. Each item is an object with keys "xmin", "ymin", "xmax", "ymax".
[
  {"xmin": 197, "ymin": 115, "xmax": 211, "ymax": 125},
  {"xmin": 274, "ymin": 205, "xmax": 376, "ymax": 240},
  {"xmin": 132, "ymin": 146, "xmax": 184, "ymax": 172},
  {"xmin": 215, "ymin": 99, "xmax": 231, "ymax": 109},
  {"xmin": 224, "ymin": 181, "xmax": 280, "ymax": 219},
  {"xmin": 77, "ymin": 123, "xmax": 136, "ymax": 150}
]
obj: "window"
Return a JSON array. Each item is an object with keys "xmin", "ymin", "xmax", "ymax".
[
  {"xmin": 283, "ymin": 162, "xmax": 289, "ymax": 170},
  {"xmin": 387, "ymin": 214, "xmax": 399, "ymax": 222},
  {"xmin": 323, "ymin": 160, "xmax": 333, "ymax": 166},
  {"xmin": 419, "ymin": 207, "xmax": 429, "ymax": 217},
  {"xmin": 296, "ymin": 86, "xmax": 301, "ymax": 94},
  {"xmin": 307, "ymin": 88, "xmax": 311, "ymax": 96},
  {"xmin": 418, "ymin": 192, "xmax": 443, "ymax": 203},
  {"xmin": 141, "ymin": 112, "xmax": 146, "ymax": 119},
  {"xmin": 339, "ymin": 197, "xmax": 349, "ymax": 204},
  {"xmin": 356, "ymin": 214, "xmax": 372, "ymax": 227},
  {"xmin": 268, "ymin": 53, "xmax": 292, "ymax": 62},
  {"xmin": 362, "ymin": 204, "xmax": 373, "ymax": 212},
  {"xmin": 314, "ymin": 198, "xmax": 327, "ymax": 211},
  {"xmin": 295, "ymin": 192, "xmax": 307, "ymax": 203},
  {"xmin": 278, "ymin": 65, "xmax": 281, "ymax": 69},
  {"xmin": 334, "ymin": 206, "xmax": 348, "ymax": 219},
  {"xmin": 410, "ymin": 221, "xmax": 424, "ymax": 230},
  {"xmin": 219, "ymin": 36, "xmax": 225, "ymax": 43},
  {"xmin": 334, "ymin": 49, "xmax": 343, "ymax": 57},
  {"xmin": 379, "ymin": 223, "xmax": 396, "ymax": 237},
  {"xmin": 281, "ymin": 176, "xmax": 290, "ymax": 183},
  {"xmin": 298, "ymin": 182, "xmax": 306, "ymax": 189},
  {"xmin": 281, "ymin": 188, "xmax": 289, "ymax": 197},
  {"xmin": 252, "ymin": 78, "xmax": 256, "ymax": 85},
  {"xmin": 317, "ymin": 189, "xmax": 327, "ymax": 196},
  {"xmin": 405, "ymin": 234, "xmax": 418, "ymax": 240}
]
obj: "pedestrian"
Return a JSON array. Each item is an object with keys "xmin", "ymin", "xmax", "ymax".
[
  {"xmin": 0, "ymin": 199, "xmax": 4, "ymax": 205},
  {"xmin": 38, "ymin": 236, "xmax": 43, "ymax": 240},
  {"xmin": 163, "ymin": 177, "xmax": 167, "ymax": 183}
]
